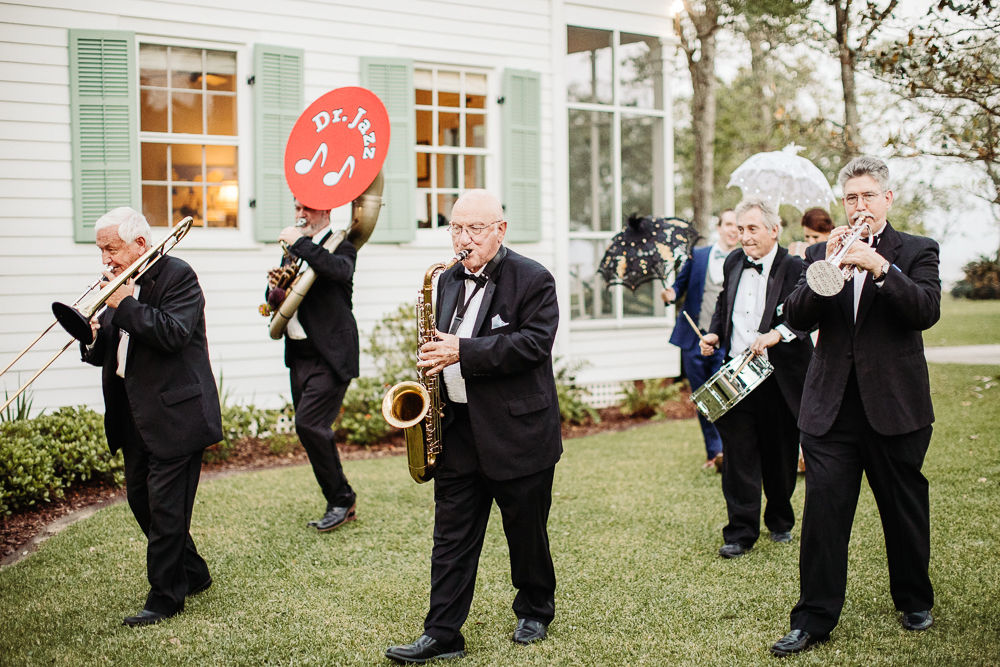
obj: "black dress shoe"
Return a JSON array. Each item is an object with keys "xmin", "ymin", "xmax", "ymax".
[
  {"xmin": 307, "ymin": 503, "xmax": 357, "ymax": 532},
  {"xmin": 188, "ymin": 576, "xmax": 213, "ymax": 596},
  {"xmin": 902, "ymin": 610, "xmax": 933, "ymax": 631},
  {"xmin": 385, "ymin": 635, "xmax": 465, "ymax": 663},
  {"xmin": 512, "ymin": 618, "xmax": 547, "ymax": 644},
  {"xmin": 770, "ymin": 531, "xmax": 792, "ymax": 543},
  {"xmin": 769, "ymin": 629, "xmax": 829, "ymax": 657},
  {"xmin": 718, "ymin": 542, "xmax": 751, "ymax": 559},
  {"xmin": 122, "ymin": 609, "xmax": 175, "ymax": 627}
]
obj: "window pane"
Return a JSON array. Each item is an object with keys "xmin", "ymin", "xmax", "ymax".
[
  {"xmin": 170, "ymin": 47, "xmax": 202, "ymax": 89},
  {"xmin": 207, "ymin": 184, "xmax": 238, "ymax": 227},
  {"xmin": 142, "ymin": 184, "xmax": 169, "ymax": 227},
  {"xmin": 416, "ymin": 109, "xmax": 432, "ymax": 145},
  {"xmin": 139, "ymin": 44, "xmax": 167, "ymax": 87},
  {"xmin": 437, "ymin": 153, "xmax": 459, "ymax": 189},
  {"xmin": 566, "ymin": 26, "xmax": 613, "ymax": 104},
  {"xmin": 466, "ymin": 73, "xmax": 487, "ymax": 107},
  {"xmin": 439, "ymin": 112, "xmax": 460, "ymax": 147},
  {"xmin": 172, "ymin": 92, "xmax": 203, "ymax": 134},
  {"xmin": 439, "ymin": 91, "xmax": 460, "ymax": 108},
  {"xmin": 465, "ymin": 155, "xmax": 484, "ymax": 189},
  {"xmin": 415, "ymin": 68, "xmax": 433, "ymax": 105},
  {"xmin": 416, "ymin": 151, "xmax": 431, "ymax": 188},
  {"xmin": 619, "ymin": 33, "xmax": 663, "ymax": 109},
  {"xmin": 568, "ymin": 109, "xmax": 613, "ymax": 232},
  {"xmin": 171, "ymin": 143, "xmax": 202, "ymax": 181},
  {"xmin": 437, "ymin": 193, "xmax": 458, "ymax": 225},
  {"xmin": 141, "ymin": 142, "xmax": 167, "ymax": 181},
  {"xmin": 205, "ymin": 50, "xmax": 236, "ymax": 91},
  {"xmin": 466, "ymin": 113, "xmax": 486, "ymax": 148},
  {"xmin": 569, "ymin": 238, "xmax": 614, "ymax": 319},
  {"xmin": 206, "ymin": 94, "xmax": 237, "ymax": 135},
  {"xmin": 438, "ymin": 71, "xmax": 460, "ymax": 97},
  {"xmin": 417, "ymin": 191, "xmax": 432, "ymax": 228},
  {"xmin": 623, "ymin": 281, "xmax": 657, "ymax": 318},
  {"xmin": 205, "ymin": 144, "xmax": 237, "ymax": 180},
  {"xmin": 141, "ymin": 89, "xmax": 168, "ymax": 132},
  {"xmin": 622, "ymin": 114, "xmax": 664, "ymax": 219},
  {"xmin": 173, "ymin": 185, "xmax": 204, "ymax": 226}
]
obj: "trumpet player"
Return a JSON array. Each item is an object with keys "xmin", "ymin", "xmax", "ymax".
[
  {"xmin": 269, "ymin": 199, "xmax": 360, "ymax": 532},
  {"xmin": 698, "ymin": 196, "xmax": 813, "ymax": 560},
  {"xmin": 82, "ymin": 207, "xmax": 221, "ymax": 626},
  {"xmin": 771, "ymin": 157, "xmax": 941, "ymax": 657},
  {"xmin": 385, "ymin": 190, "xmax": 562, "ymax": 663}
]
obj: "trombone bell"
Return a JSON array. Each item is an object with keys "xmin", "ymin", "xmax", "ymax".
[{"xmin": 52, "ymin": 301, "xmax": 96, "ymax": 343}]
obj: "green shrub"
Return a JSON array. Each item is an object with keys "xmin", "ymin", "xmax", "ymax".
[
  {"xmin": 620, "ymin": 379, "xmax": 686, "ymax": 419},
  {"xmin": 951, "ymin": 254, "xmax": 1000, "ymax": 300},
  {"xmin": 555, "ymin": 362, "xmax": 600, "ymax": 425},
  {"xmin": 335, "ymin": 377, "xmax": 391, "ymax": 448},
  {"xmin": 0, "ymin": 407, "xmax": 123, "ymax": 515},
  {"xmin": 366, "ymin": 303, "xmax": 420, "ymax": 386}
]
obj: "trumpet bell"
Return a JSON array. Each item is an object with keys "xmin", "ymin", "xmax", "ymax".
[
  {"xmin": 806, "ymin": 260, "xmax": 846, "ymax": 297},
  {"xmin": 51, "ymin": 301, "xmax": 95, "ymax": 343}
]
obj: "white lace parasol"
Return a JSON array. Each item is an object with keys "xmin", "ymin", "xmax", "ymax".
[{"xmin": 727, "ymin": 144, "xmax": 836, "ymax": 211}]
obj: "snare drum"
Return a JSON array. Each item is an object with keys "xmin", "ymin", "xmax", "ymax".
[{"xmin": 690, "ymin": 349, "xmax": 774, "ymax": 422}]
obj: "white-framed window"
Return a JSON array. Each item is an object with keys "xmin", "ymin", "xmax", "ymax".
[
  {"xmin": 414, "ymin": 66, "xmax": 490, "ymax": 228},
  {"xmin": 566, "ymin": 26, "xmax": 669, "ymax": 322},
  {"xmin": 138, "ymin": 43, "xmax": 241, "ymax": 229}
]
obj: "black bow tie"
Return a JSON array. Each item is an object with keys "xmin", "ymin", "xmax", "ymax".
[
  {"xmin": 454, "ymin": 270, "xmax": 489, "ymax": 288},
  {"xmin": 742, "ymin": 255, "xmax": 763, "ymax": 274}
]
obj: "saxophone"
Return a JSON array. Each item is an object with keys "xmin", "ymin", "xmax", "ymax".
[{"xmin": 381, "ymin": 249, "xmax": 470, "ymax": 483}]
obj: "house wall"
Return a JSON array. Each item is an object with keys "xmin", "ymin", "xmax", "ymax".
[{"xmin": 0, "ymin": 0, "xmax": 679, "ymax": 415}]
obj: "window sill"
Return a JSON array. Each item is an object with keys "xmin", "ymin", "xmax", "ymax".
[
  {"xmin": 569, "ymin": 317, "xmax": 672, "ymax": 331},
  {"xmin": 400, "ymin": 226, "xmax": 454, "ymax": 249},
  {"xmin": 148, "ymin": 226, "xmax": 261, "ymax": 251}
]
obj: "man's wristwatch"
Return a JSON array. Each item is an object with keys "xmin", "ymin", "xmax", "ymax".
[{"xmin": 874, "ymin": 260, "xmax": 891, "ymax": 284}]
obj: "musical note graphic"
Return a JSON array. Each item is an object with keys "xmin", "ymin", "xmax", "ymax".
[
  {"xmin": 295, "ymin": 143, "xmax": 328, "ymax": 175},
  {"xmin": 323, "ymin": 155, "xmax": 355, "ymax": 186}
]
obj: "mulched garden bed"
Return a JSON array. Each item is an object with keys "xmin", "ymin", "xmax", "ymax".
[{"xmin": 2, "ymin": 392, "xmax": 696, "ymax": 564}]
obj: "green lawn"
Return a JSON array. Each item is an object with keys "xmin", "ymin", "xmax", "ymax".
[
  {"xmin": 925, "ymin": 296, "xmax": 1000, "ymax": 347},
  {"xmin": 1, "ymin": 364, "xmax": 998, "ymax": 666}
]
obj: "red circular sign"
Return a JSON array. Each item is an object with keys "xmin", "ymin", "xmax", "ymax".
[{"xmin": 284, "ymin": 87, "xmax": 391, "ymax": 210}]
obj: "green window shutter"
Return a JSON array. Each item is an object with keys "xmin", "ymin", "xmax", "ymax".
[
  {"xmin": 361, "ymin": 57, "xmax": 415, "ymax": 243},
  {"xmin": 69, "ymin": 30, "xmax": 139, "ymax": 243},
  {"xmin": 254, "ymin": 45, "xmax": 303, "ymax": 243},
  {"xmin": 502, "ymin": 69, "xmax": 542, "ymax": 244}
]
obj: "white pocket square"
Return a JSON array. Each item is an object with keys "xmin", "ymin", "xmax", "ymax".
[{"xmin": 491, "ymin": 314, "xmax": 509, "ymax": 329}]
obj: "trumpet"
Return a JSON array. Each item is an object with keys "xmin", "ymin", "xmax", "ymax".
[
  {"xmin": 0, "ymin": 217, "xmax": 194, "ymax": 413},
  {"xmin": 805, "ymin": 211, "xmax": 874, "ymax": 297}
]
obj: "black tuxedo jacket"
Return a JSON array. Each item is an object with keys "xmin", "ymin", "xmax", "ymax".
[
  {"xmin": 785, "ymin": 223, "xmax": 940, "ymax": 437},
  {"xmin": 82, "ymin": 255, "xmax": 222, "ymax": 458},
  {"xmin": 283, "ymin": 234, "xmax": 360, "ymax": 384},
  {"xmin": 708, "ymin": 245, "xmax": 813, "ymax": 418},
  {"xmin": 436, "ymin": 247, "xmax": 563, "ymax": 481}
]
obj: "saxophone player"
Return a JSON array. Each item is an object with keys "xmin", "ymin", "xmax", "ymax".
[
  {"xmin": 270, "ymin": 199, "xmax": 360, "ymax": 532},
  {"xmin": 385, "ymin": 190, "xmax": 562, "ymax": 663}
]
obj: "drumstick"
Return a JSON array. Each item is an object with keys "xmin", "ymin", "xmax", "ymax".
[{"xmin": 682, "ymin": 310, "xmax": 714, "ymax": 347}]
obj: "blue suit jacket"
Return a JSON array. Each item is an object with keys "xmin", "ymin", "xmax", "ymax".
[{"xmin": 668, "ymin": 246, "xmax": 714, "ymax": 351}]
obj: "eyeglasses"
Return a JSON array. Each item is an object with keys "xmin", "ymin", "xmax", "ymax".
[
  {"xmin": 844, "ymin": 192, "xmax": 884, "ymax": 206},
  {"xmin": 448, "ymin": 221, "xmax": 502, "ymax": 238}
]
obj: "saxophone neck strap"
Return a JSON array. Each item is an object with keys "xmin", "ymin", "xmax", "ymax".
[{"xmin": 447, "ymin": 246, "xmax": 507, "ymax": 336}]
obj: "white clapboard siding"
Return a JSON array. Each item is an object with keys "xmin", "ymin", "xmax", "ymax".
[{"xmin": 0, "ymin": 0, "xmax": 675, "ymax": 415}]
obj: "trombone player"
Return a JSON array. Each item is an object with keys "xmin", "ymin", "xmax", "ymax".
[{"xmin": 81, "ymin": 207, "xmax": 221, "ymax": 627}]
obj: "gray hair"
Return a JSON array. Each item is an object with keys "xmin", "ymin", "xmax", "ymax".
[
  {"xmin": 838, "ymin": 156, "xmax": 890, "ymax": 192},
  {"xmin": 735, "ymin": 195, "xmax": 781, "ymax": 231},
  {"xmin": 94, "ymin": 206, "xmax": 152, "ymax": 246}
]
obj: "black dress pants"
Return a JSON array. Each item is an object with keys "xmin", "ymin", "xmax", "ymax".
[
  {"xmin": 424, "ymin": 404, "xmax": 556, "ymax": 648},
  {"xmin": 120, "ymin": 406, "xmax": 210, "ymax": 615},
  {"xmin": 288, "ymin": 341, "xmax": 355, "ymax": 508},
  {"xmin": 713, "ymin": 373, "xmax": 799, "ymax": 548},
  {"xmin": 791, "ymin": 368, "xmax": 933, "ymax": 636}
]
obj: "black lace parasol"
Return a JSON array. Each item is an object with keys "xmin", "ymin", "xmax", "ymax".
[{"xmin": 597, "ymin": 215, "xmax": 695, "ymax": 291}]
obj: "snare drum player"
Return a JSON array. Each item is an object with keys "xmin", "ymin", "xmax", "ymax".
[
  {"xmin": 699, "ymin": 195, "xmax": 812, "ymax": 559},
  {"xmin": 770, "ymin": 156, "xmax": 941, "ymax": 656}
]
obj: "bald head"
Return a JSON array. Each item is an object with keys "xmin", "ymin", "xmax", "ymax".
[{"xmin": 451, "ymin": 189, "xmax": 505, "ymax": 225}]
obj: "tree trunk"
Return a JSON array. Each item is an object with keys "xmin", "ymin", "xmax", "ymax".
[
  {"xmin": 834, "ymin": 0, "xmax": 861, "ymax": 159},
  {"xmin": 747, "ymin": 29, "xmax": 774, "ymax": 151},
  {"xmin": 689, "ymin": 33, "xmax": 717, "ymax": 241}
]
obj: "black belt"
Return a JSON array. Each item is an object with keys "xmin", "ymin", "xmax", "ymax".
[{"xmin": 287, "ymin": 337, "xmax": 320, "ymax": 358}]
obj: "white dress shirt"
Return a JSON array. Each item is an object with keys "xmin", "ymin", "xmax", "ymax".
[
  {"xmin": 853, "ymin": 226, "xmax": 885, "ymax": 320},
  {"xmin": 285, "ymin": 224, "xmax": 331, "ymax": 340},
  {"xmin": 116, "ymin": 285, "xmax": 139, "ymax": 378},
  {"xmin": 442, "ymin": 267, "xmax": 488, "ymax": 404},
  {"xmin": 707, "ymin": 243, "xmax": 728, "ymax": 286}
]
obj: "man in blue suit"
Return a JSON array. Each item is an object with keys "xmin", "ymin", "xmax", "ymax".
[{"xmin": 661, "ymin": 210, "xmax": 740, "ymax": 468}]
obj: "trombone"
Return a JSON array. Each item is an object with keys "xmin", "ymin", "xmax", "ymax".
[{"xmin": 0, "ymin": 217, "xmax": 194, "ymax": 413}]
